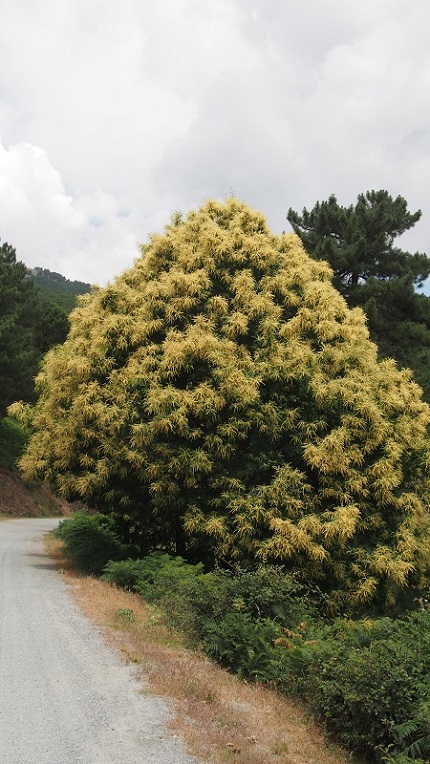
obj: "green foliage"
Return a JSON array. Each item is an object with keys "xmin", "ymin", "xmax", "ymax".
[
  {"xmin": 103, "ymin": 556, "xmax": 312, "ymax": 620},
  {"xmin": 103, "ymin": 553, "xmax": 316, "ymax": 675},
  {"xmin": 0, "ymin": 416, "xmax": 28, "ymax": 469},
  {"xmin": 187, "ymin": 566, "xmax": 315, "ymax": 629},
  {"xmin": 287, "ymin": 190, "xmax": 428, "ymax": 289},
  {"xmin": 104, "ymin": 552, "xmax": 214, "ymax": 638},
  {"xmin": 13, "ymin": 199, "xmax": 430, "ymax": 613},
  {"xmin": 103, "ymin": 552, "xmax": 204, "ymax": 600},
  {"xmin": 103, "ymin": 549, "xmax": 430, "ymax": 761},
  {"xmin": 102, "ymin": 557, "xmax": 153, "ymax": 590},
  {"xmin": 0, "ymin": 240, "xmax": 71, "ymax": 414},
  {"xmin": 29, "ymin": 266, "xmax": 92, "ymax": 313},
  {"xmin": 382, "ymin": 756, "xmax": 428, "ymax": 764},
  {"xmin": 187, "ymin": 567, "xmax": 315, "ymax": 683},
  {"xmin": 115, "ymin": 608, "xmax": 136, "ymax": 623},
  {"xmin": 287, "ymin": 190, "xmax": 430, "ymax": 400},
  {"xmin": 202, "ymin": 612, "xmax": 280, "ymax": 680},
  {"xmin": 34, "ymin": 298, "xmax": 69, "ymax": 355},
  {"xmin": 0, "ymin": 241, "xmax": 41, "ymax": 412},
  {"xmin": 54, "ymin": 512, "xmax": 128, "ymax": 574},
  {"xmin": 281, "ymin": 611, "xmax": 430, "ymax": 762}
]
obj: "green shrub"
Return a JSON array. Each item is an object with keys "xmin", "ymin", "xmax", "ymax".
[
  {"xmin": 102, "ymin": 553, "xmax": 208, "ymax": 637},
  {"xmin": 54, "ymin": 512, "xmax": 128, "ymax": 574},
  {"xmin": 102, "ymin": 552, "xmax": 204, "ymax": 599},
  {"xmin": 381, "ymin": 755, "xmax": 428, "ymax": 764},
  {"xmin": 307, "ymin": 639, "xmax": 415, "ymax": 754},
  {"xmin": 170, "ymin": 565, "xmax": 310, "ymax": 626},
  {"xmin": 281, "ymin": 612, "xmax": 430, "ymax": 762},
  {"xmin": 103, "ymin": 556, "xmax": 313, "ymax": 686},
  {"xmin": 201, "ymin": 611, "xmax": 281, "ymax": 680},
  {"xmin": 101, "ymin": 558, "xmax": 155, "ymax": 590}
]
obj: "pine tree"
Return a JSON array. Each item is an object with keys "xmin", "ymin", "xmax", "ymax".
[
  {"xmin": 287, "ymin": 190, "xmax": 430, "ymax": 399},
  {"xmin": 0, "ymin": 241, "xmax": 40, "ymax": 413},
  {"xmin": 0, "ymin": 241, "xmax": 69, "ymax": 414},
  {"xmin": 11, "ymin": 200, "xmax": 430, "ymax": 612}
]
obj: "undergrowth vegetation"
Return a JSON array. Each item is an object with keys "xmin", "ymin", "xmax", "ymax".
[
  {"xmin": 55, "ymin": 512, "xmax": 430, "ymax": 763},
  {"xmin": 55, "ymin": 512, "xmax": 129, "ymax": 574},
  {"xmin": 0, "ymin": 417, "xmax": 28, "ymax": 469}
]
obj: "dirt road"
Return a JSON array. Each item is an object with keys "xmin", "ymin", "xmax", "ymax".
[{"xmin": 0, "ymin": 518, "xmax": 201, "ymax": 764}]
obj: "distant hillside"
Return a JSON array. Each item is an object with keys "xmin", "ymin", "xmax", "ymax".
[{"xmin": 29, "ymin": 267, "xmax": 92, "ymax": 312}]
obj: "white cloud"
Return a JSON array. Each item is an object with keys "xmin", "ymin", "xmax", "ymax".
[
  {"xmin": 0, "ymin": 137, "xmax": 137, "ymax": 283},
  {"xmin": 0, "ymin": 0, "xmax": 429, "ymax": 284}
]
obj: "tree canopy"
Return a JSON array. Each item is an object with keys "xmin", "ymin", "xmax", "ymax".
[
  {"xmin": 0, "ymin": 241, "xmax": 69, "ymax": 414},
  {"xmin": 0, "ymin": 241, "xmax": 41, "ymax": 413},
  {"xmin": 287, "ymin": 190, "xmax": 430, "ymax": 399},
  {"xmin": 12, "ymin": 199, "xmax": 430, "ymax": 612}
]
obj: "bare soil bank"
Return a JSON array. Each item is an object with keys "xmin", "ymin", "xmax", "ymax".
[{"xmin": 0, "ymin": 468, "xmax": 72, "ymax": 517}]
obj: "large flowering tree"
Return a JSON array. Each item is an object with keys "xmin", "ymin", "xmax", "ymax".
[{"xmin": 12, "ymin": 199, "xmax": 430, "ymax": 611}]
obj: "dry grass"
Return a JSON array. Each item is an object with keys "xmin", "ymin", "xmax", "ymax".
[{"xmin": 45, "ymin": 536, "xmax": 356, "ymax": 764}]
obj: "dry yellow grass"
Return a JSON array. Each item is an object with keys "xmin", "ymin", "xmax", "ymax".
[{"xmin": 45, "ymin": 536, "xmax": 356, "ymax": 764}]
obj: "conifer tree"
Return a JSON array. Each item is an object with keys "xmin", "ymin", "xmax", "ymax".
[
  {"xmin": 0, "ymin": 240, "xmax": 69, "ymax": 414},
  {"xmin": 11, "ymin": 199, "xmax": 430, "ymax": 612},
  {"xmin": 0, "ymin": 241, "xmax": 40, "ymax": 413},
  {"xmin": 287, "ymin": 190, "xmax": 430, "ymax": 399}
]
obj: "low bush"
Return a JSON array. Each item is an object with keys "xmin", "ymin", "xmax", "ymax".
[
  {"xmin": 102, "ymin": 552, "xmax": 204, "ymax": 599},
  {"xmin": 102, "ymin": 553, "xmax": 206, "ymax": 636},
  {"xmin": 101, "ymin": 558, "xmax": 152, "ymax": 590},
  {"xmin": 198, "ymin": 566, "xmax": 314, "ymax": 624},
  {"xmin": 102, "ymin": 556, "xmax": 314, "ymax": 665},
  {"xmin": 280, "ymin": 612, "xmax": 430, "ymax": 763},
  {"xmin": 201, "ymin": 611, "xmax": 281, "ymax": 680},
  {"xmin": 54, "ymin": 512, "xmax": 128, "ymax": 574},
  {"xmin": 180, "ymin": 567, "xmax": 316, "ymax": 655}
]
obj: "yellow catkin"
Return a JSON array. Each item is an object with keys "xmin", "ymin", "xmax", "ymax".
[{"xmin": 10, "ymin": 198, "xmax": 430, "ymax": 611}]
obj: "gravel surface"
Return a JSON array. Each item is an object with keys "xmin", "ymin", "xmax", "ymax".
[{"xmin": 0, "ymin": 518, "xmax": 202, "ymax": 764}]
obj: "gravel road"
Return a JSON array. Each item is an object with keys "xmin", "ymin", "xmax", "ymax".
[{"xmin": 0, "ymin": 518, "xmax": 202, "ymax": 764}]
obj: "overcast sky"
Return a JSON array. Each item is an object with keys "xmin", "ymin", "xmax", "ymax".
[{"xmin": 1, "ymin": 0, "xmax": 429, "ymax": 286}]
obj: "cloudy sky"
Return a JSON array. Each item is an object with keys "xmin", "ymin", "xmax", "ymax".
[{"xmin": 1, "ymin": 0, "xmax": 429, "ymax": 285}]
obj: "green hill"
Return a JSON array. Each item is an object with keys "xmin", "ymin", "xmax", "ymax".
[{"xmin": 29, "ymin": 267, "xmax": 92, "ymax": 312}]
